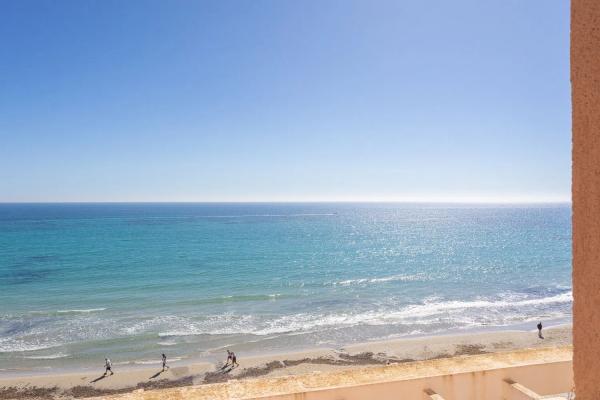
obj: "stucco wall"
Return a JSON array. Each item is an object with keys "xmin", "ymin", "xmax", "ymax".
[
  {"xmin": 572, "ymin": 0, "xmax": 600, "ymax": 398},
  {"xmin": 254, "ymin": 360, "xmax": 572, "ymax": 400}
]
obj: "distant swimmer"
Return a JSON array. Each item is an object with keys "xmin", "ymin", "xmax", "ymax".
[
  {"xmin": 162, "ymin": 353, "xmax": 169, "ymax": 371},
  {"xmin": 104, "ymin": 358, "xmax": 114, "ymax": 376},
  {"xmin": 537, "ymin": 322, "xmax": 544, "ymax": 339}
]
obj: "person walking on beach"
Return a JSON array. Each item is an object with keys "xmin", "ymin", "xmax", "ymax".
[
  {"xmin": 225, "ymin": 350, "xmax": 233, "ymax": 367},
  {"xmin": 230, "ymin": 351, "xmax": 239, "ymax": 367},
  {"xmin": 104, "ymin": 358, "xmax": 114, "ymax": 376},
  {"xmin": 162, "ymin": 353, "xmax": 169, "ymax": 371},
  {"xmin": 537, "ymin": 322, "xmax": 544, "ymax": 339},
  {"xmin": 224, "ymin": 350, "xmax": 238, "ymax": 368}
]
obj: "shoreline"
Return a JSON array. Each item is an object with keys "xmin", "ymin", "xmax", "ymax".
[
  {"xmin": 0, "ymin": 317, "xmax": 572, "ymax": 378},
  {"xmin": 0, "ymin": 324, "xmax": 572, "ymax": 399}
]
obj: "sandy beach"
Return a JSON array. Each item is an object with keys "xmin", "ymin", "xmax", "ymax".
[{"xmin": 0, "ymin": 325, "xmax": 571, "ymax": 399}]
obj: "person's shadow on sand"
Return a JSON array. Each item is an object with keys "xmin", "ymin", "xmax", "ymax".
[
  {"xmin": 90, "ymin": 375, "xmax": 108, "ymax": 383},
  {"xmin": 149, "ymin": 370, "xmax": 164, "ymax": 379},
  {"xmin": 220, "ymin": 364, "xmax": 236, "ymax": 374}
]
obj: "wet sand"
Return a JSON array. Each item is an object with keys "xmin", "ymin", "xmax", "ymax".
[{"xmin": 0, "ymin": 325, "xmax": 571, "ymax": 399}]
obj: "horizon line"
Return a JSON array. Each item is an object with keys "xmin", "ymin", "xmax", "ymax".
[{"xmin": 0, "ymin": 198, "xmax": 573, "ymax": 205}]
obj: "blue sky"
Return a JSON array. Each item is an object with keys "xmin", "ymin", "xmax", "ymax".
[{"xmin": 0, "ymin": 1, "xmax": 570, "ymax": 202}]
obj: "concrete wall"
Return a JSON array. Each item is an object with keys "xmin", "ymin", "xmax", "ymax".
[{"xmin": 572, "ymin": 0, "xmax": 600, "ymax": 399}]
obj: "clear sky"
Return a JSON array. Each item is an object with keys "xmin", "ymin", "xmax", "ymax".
[{"xmin": 0, "ymin": 0, "xmax": 570, "ymax": 203}]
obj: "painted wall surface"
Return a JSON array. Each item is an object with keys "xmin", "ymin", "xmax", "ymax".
[
  {"xmin": 255, "ymin": 361, "xmax": 572, "ymax": 400},
  {"xmin": 572, "ymin": 0, "xmax": 600, "ymax": 398}
]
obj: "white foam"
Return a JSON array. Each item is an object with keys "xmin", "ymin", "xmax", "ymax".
[
  {"xmin": 29, "ymin": 308, "xmax": 107, "ymax": 316},
  {"xmin": 123, "ymin": 315, "xmax": 186, "ymax": 335},
  {"xmin": 333, "ymin": 274, "xmax": 429, "ymax": 286},
  {"xmin": 132, "ymin": 359, "xmax": 161, "ymax": 365},
  {"xmin": 23, "ymin": 353, "xmax": 69, "ymax": 360},
  {"xmin": 0, "ymin": 341, "xmax": 61, "ymax": 353},
  {"xmin": 154, "ymin": 299, "xmax": 570, "ymax": 338},
  {"xmin": 4, "ymin": 292, "xmax": 570, "ymax": 355},
  {"xmin": 401, "ymin": 291, "xmax": 573, "ymax": 316},
  {"xmin": 158, "ymin": 330, "xmax": 201, "ymax": 338},
  {"xmin": 336, "ymin": 278, "xmax": 369, "ymax": 285},
  {"xmin": 370, "ymin": 274, "xmax": 426, "ymax": 283},
  {"xmin": 162, "ymin": 291, "xmax": 573, "ymax": 337},
  {"xmin": 56, "ymin": 308, "xmax": 106, "ymax": 314},
  {"xmin": 133, "ymin": 356, "xmax": 184, "ymax": 365}
]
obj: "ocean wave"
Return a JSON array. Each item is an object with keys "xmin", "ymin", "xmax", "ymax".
[
  {"xmin": 28, "ymin": 308, "xmax": 106, "ymax": 316},
  {"xmin": 133, "ymin": 357, "xmax": 184, "ymax": 365},
  {"xmin": 56, "ymin": 308, "xmax": 106, "ymax": 314},
  {"xmin": 0, "ymin": 311, "xmax": 121, "ymax": 352},
  {"xmin": 401, "ymin": 291, "xmax": 573, "ymax": 316},
  {"xmin": 23, "ymin": 353, "xmax": 69, "ymax": 360},
  {"xmin": 157, "ymin": 341, "xmax": 178, "ymax": 346},
  {"xmin": 2, "ymin": 291, "xmax": 571, "ymax": 354},
  {"xmin": 112, "ymin": 356, "xmax": 186, "ymax": 366},
  {"xmin": 173, "ymin": 294, "xmax": 286, "ymax": 307},
  {"xmin": 0, "ymin": 340, "xmax": 61, "ymax": 353},
  {"xmin": 158, "ymin": 330, "xmax": 207, "ymax": 338},
  {"xmin": 216, "ymin": 294, "xmax": 282, "ymax": 302},
  {"xmin": 155, "ymin": 291, "xmax": 572, "ymax": 337},
  {"xmin": 332, "ymin": 273, "xmax": 429, "ymax": 286},
  {"xmin": 248, "ymin": 293, "xmax": 572, "ymax": 335},
  {"xmin": 157, "ymin": 314, "xmax": 255, "ymax": 338},
  {"xmin": 123, "ymin": 316, "xmax": 187, "ymax": 335}
]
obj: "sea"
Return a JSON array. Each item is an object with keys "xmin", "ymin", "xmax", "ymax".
[{"xmin": 0, "ymin": 203, "xmax": 572, "ymax": 373}]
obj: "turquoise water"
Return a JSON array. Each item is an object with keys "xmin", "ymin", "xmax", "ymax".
[{"xmin": 0, "ymin": 203, "xmax": 571, "ymax": 372}]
